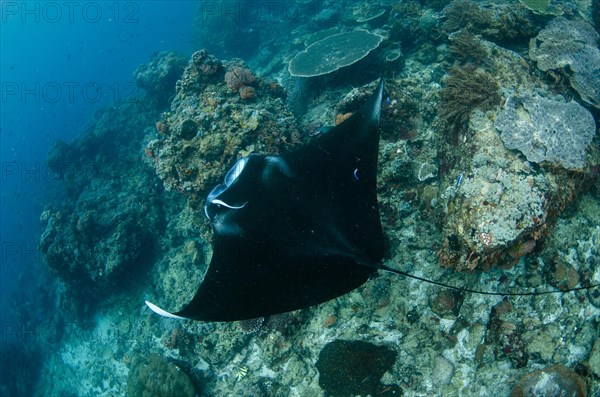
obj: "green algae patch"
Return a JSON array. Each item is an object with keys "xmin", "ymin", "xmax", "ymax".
[{"xmin": 288, "ymin": 30, "xmax": 383, "ymax": 77}]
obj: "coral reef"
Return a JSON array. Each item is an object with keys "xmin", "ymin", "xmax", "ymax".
[
  {"xmin": 437, "ymin": 106, "xmax": 592, "ymax": 271},
  {"xmin": 529, "ymin": 17, "xmax": 600, "ymax": 108},
  {"xmin": 442, "ymin": 0, "xmax": 534, "ymax": 42},
  {"xmin": 519, "ymin": 0, "xmax": 550, "ymax": 13},
  {"xmin": 484, "ymin": 299, "xmax": 530, "ymax": 368},
  {"xmin": 176, "ymin": 49, "xmax": 224, "ymax": 95},
  {"xmin": 449, "ymin": 30, "xmax": 488, "ymax": 65},
  {"xmin": 224, "ymin": 66, "xmax": 256, "ymax": 95},
  {"xmin": 288, "ymin": 30, "xmax": 384, "ymax": 77},
  {"xmin": 594, "ymin": 0, "xmax": 600, "ymax": 32},
  {"xmin": 352, "ymin": 4, "xmax": 389, "ymax": 26},
  {"xmin": 443, "ymin": 0, "xmax": 493, "ymax": 33},
  {"xmin": 436, "ymin": 40, "xmax": 598, "ymax": 272},
  {"xmin": 541, "ymin": 193, "xmax": 600, "ymax": 293},
  {"xmin": 588, "ymin": 339, "xmax": 600, "ymax": 378},
  {"xmin": 146, "ymin": 50, "xmax": 300, "ymax": 205},
  {"xmin": 33, "ymin": 4, "xmax": 600, "ymax": 397},
  {"xmin": 495, "ymin": 94, "xmax": 596, "ymax": 170}
]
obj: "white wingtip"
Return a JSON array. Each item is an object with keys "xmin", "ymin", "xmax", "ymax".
[{"xmin": 145, "ymin": 301, "xmax": 186, "ymax": 320}]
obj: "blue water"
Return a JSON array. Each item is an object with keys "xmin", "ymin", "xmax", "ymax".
[{"xmin": 0, "ymin": 1, "xmax": 196, "ymax": 392}]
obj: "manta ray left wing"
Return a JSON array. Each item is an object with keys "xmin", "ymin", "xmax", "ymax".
[{"xmin": 146, "ymin": 78, "xmax": 385, "ymax": 321}]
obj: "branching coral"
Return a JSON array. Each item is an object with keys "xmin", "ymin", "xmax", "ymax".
[
  {"xmin": 443, "ymin": 0, "xmax": 532, "ymax": 42},
  {"xmin": 438, "ymin": 66, "xmax": 500, "ymax": 126},
  {"xmin": 449, "ymin": 30, "xmax": 488, "ymax": 65},
  {"xmin": 443, "ymin": 0, "xmax": 492, "ymax": 33}
]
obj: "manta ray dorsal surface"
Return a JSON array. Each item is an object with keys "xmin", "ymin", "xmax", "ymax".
[{"xmin": 146, "ymin": 78, "xmax": 385, "ymax": 321}]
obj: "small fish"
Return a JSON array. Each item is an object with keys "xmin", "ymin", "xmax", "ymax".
[
  {"xmin": 353, "ymin": 168, "xmax": 360, "ymax": 181},
  {"xmin": 456, "ymin": 173, "xmax": 464, "ymax": 187}
]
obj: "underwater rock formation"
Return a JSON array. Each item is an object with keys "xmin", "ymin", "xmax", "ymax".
[
  {"xmin": 316, "ymin": 340, "xmax": 397, "ymax": 396},
  {"xmin": 134, "ymin": 51, "xmax": 186, "ymax": 107},
  {"xmin": 436, "ymin": 38, "xmax": 599, "ymax": 272},
  {"xmin": 39, "ymin": 100, "xmax": 165, "ymax": 298},
  {"xmin": 510, "ymin": 365, "xmax": 586, "ymax": 397}
]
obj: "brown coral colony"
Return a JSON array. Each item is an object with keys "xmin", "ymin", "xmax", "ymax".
[
  {"xmin": 238, "ymin": 85, "xmax": 256, "ymax": 100},
  {"xmin": 155, "ymin": 120, "xmax": 168, "ymax": 134},
  {"xmin": 224, "ymin": 66, "xmax": 257, "ymax": 100}
]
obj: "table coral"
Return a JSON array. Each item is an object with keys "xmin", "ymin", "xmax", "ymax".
[
  {"xmin": 495, "ymin": 94, "xmax": 596, "ymax": 170},
  {"xmin": 288, "ymin": 30, "xmax": 383, "ymax": 77},
  {"xmin": 529, "ymin": 17, "xmax": 600, "ymax": 108}
]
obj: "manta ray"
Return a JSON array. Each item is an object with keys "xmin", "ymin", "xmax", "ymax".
[
  {"xmin": 146, "ymin": 78, "xmax": 386, "ymax": 321},
  {"xmin": 145, "ymin": 78, "xmax": 597, "ymax": 322}
]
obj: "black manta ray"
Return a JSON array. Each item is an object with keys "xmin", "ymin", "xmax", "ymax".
[
  {"xmin": 145, "ymin": 78, "xmax": 596, "ymax": 322},
  {"xmin": 146, "ymin": 78, "xmax": 386, "ymax": 321}
]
